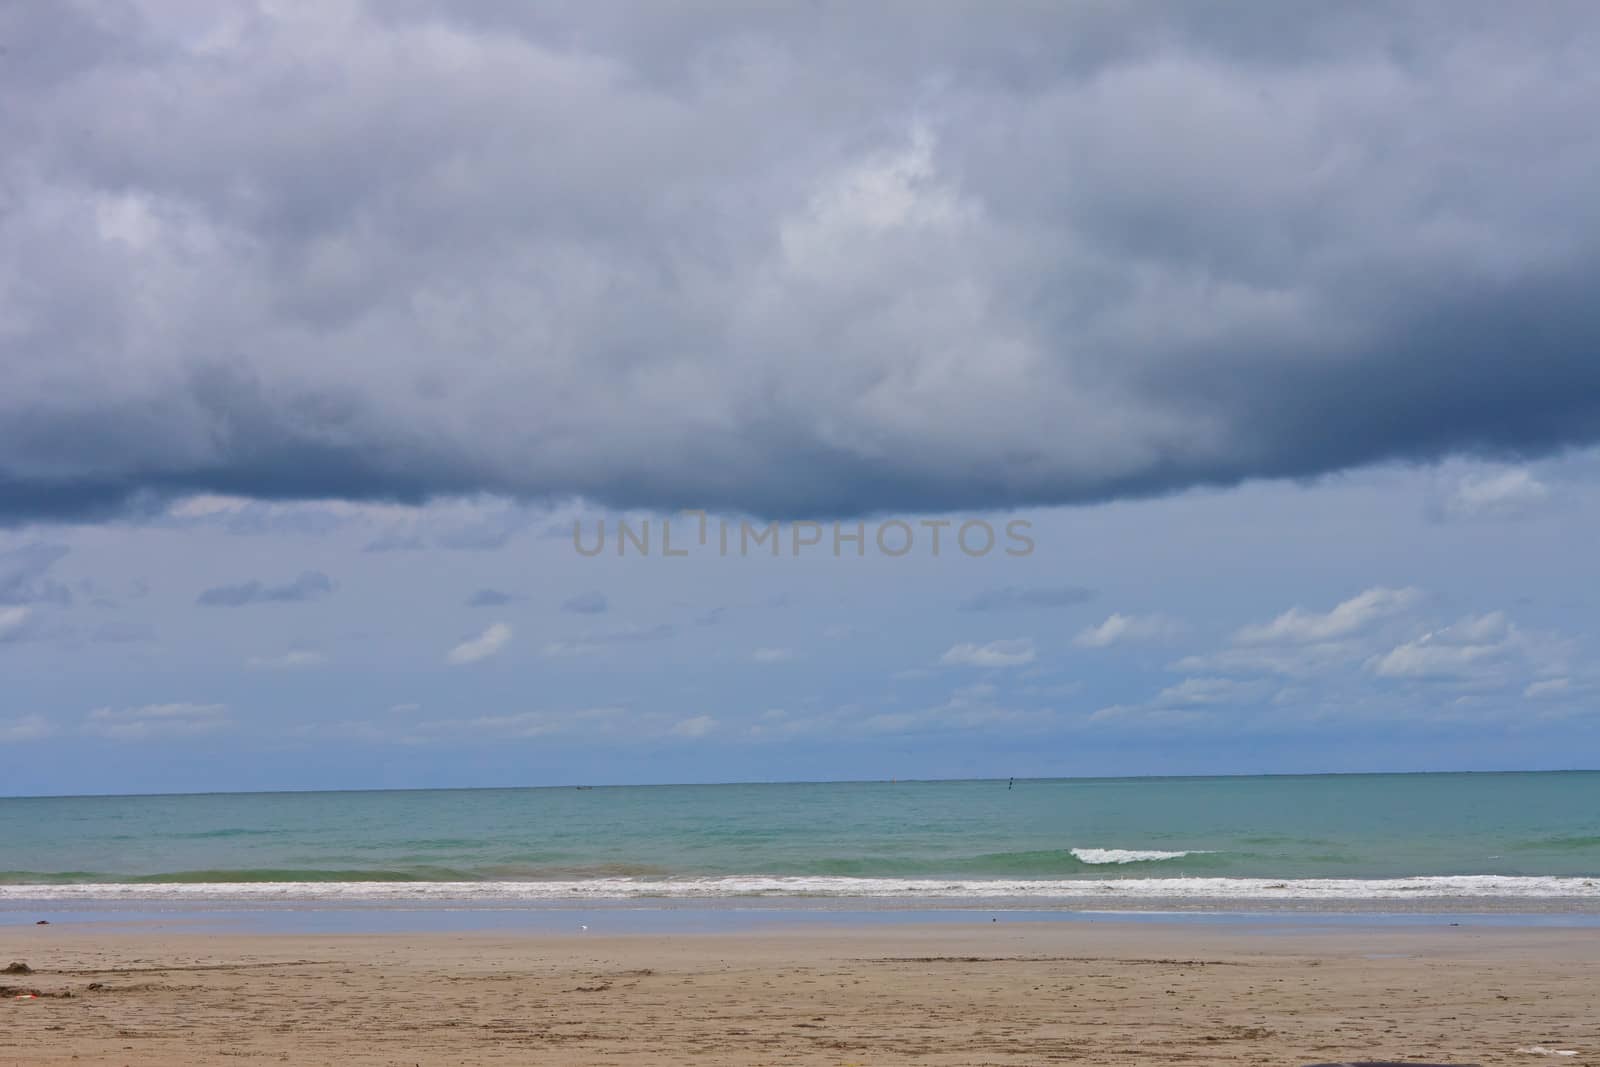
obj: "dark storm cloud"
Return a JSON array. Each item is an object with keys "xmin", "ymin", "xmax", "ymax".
[
  {"xmin": 4, "ymin": 3, "xmax": 1600, "ymax": 522},
  {"xmin": 196, "ymin": 570, "xmax": 335, "ymax": 607},
  {"xmin": 959, "ymin": 586, "xmax": 1097, "ymax": 612}
]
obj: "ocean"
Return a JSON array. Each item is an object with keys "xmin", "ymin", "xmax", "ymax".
[{"xmin": 2, "ymin": 771, "xmax": 1597, "ymax": 914}]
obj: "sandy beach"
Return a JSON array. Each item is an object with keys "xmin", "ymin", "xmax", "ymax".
[{"xmin": 2, "ymin": 919, "xmax": 1596, "ymax": 1066}]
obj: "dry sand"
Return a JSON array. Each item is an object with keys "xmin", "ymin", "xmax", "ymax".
[{"xmin": 2, "ymin": 919, "xmax": 1597, "ymax": 1065}]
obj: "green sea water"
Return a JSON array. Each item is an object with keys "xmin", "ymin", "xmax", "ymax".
[{"xmin": 2, "ymin": 772, "xmax": 1597, "ymax": 909}]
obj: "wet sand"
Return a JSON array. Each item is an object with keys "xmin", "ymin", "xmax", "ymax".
[{"xmin": 3, "ymin": 920, "xmax": 1597, "ymax": 1065}]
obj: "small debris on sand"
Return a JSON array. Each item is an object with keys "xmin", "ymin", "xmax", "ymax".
[{"xmin": 3, "ymin": 962, "xmax": 33, "ymax": 975}]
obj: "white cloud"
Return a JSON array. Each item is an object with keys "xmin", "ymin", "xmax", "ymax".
[
  {"xmin": 751, "ymin": 647, "xmax": 795, "ymax": 663},
  {"xmin": 312, "ymin": 705, "xmax": 715, "ymax": 745},
  {"xmin": 1073, "ymin": 613, "xmax": 1183, "ymax": 648},
  {"xmin": 1087, "ymin": 703, "xmax": 1216, "ymax": 729},
  {"xmin": 671, "ymin": 715, "xmax": 718, "ymax": 738},
  {"xmin": 1152, "ymin": 676, "xmax": 1262, "ymax": 707},
  {"xmin": 1171, "ymin": 643, "xmax": 1364, "ymax": 679},
  {"xmin": 0, "ymin": 714, "xmax": 53, "ymax": 742},
  {"xmin": 723, "ymin": 682, "xmax": 1066, "ymax": 742},
  {"xmin": 0, "ymin": 605, "xmax": 30, "ymax": 634},
  {"xmin": 1176, "ymin": 590, "xmax": 1578, "ymax": 710},
  {"xmin": 1086, "ymin": 676, "xmax": 1268, "ymax": 730},
  {"xmin": 83, "ymin": 703, "xmax": 230, "ymax": 740},
  {"xmin": 1367, "ymin": 612, "xmax": 1531, "ymax": 681},
  {"xmin": 1171, "ymin": 587, "xmax": 1444, "ymax": 682},
  {"xmin": 851, "ymin": 684, "xmax": 1059, "ymax": 737},
  {"xmin": 1234, "ymin": 587, "xmax": 1421, "ymax": 645},
  {"xmin": 940, "ymin": 638, "xmax": 1036, "ymax": 668},
  {"xmin": 415, "ymin": 706, "xmax": 629, "ymax": 741},
  {"xmin": 1525, "ymin": 677, "xmax": 1571, "ymax": 699},
  {"xmin": 1439, "ymin": 467, "xmax": 1551, "ymax": 520},
  {"xmin": 447, "ymin": 622, "xmax": 512, "ymax": 665}
]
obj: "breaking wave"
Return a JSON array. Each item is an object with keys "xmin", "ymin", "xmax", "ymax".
[
  {"xmin": 1068, "ymin": 848, "xmax": 1210, "ymax": 865},
  {"xmin": 3, "ymin": 874, "xmax": 1598, "ymax": 906}
]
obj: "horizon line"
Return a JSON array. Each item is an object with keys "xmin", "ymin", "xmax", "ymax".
[{"xmin": 4, "ymin": 765, "xmax": 1596, "ymax": 803}]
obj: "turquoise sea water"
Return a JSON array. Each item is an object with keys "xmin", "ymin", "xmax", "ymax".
[{"xmin": 2, "ymin": 772, "xmax": 1597, "ymax": 911}]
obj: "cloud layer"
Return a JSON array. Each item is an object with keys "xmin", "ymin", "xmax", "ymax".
[
  {"xmin": 5, "ymin": 4, "xmax": 1600, "ymax": 524},
  {"xmin": 197, "ymin": 570, "xmax": 335, "ymax": 607},
  {"xmin": 448, "ymin": 622, "xmax": 512, "ymax": 665},
  {"xmin": 941, "ymin": 638, "xmax": 1036, "ymax": 668}
]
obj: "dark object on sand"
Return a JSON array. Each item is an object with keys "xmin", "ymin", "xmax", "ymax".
[
  {"xmin": 34, "ymin": 920, "xmax": 49, "ymax": 925},
  {"xmin": 2, "ymin": 962, "xmax": 32, "ymax": 975}
]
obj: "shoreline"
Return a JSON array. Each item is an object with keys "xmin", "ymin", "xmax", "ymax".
[
  {"xmin": 4, "ymin": 920, "xmax": 1596, "ymax": 1064},
  {"xmin": 5, "ymin": 872, "xmax": 1598, "ymax": 905},
  {"xmin": 7, "ymin": 903, "xmax": 1600, "ymax": 937}
]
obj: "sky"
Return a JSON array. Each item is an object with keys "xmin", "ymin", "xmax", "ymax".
[{"xmin": 2, "ymin": 2, "xmax": 1599, "ymax": 795}]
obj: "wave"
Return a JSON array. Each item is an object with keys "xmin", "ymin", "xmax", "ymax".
[
  {"xmin": 126, "ymin": 867, "xmax": 481, "ymax": 884},
  {"xmin": 1512, "ymin": 835, "xmax": 1600, "ymax": 852},
  {"xmin": 795, "ymin": 848, "xmax": 1218, "ymax": 876},
  {"xmin": 0, "ymin": 871, "xmax": 104, "ymax": 885},
  {"xmin": 0, "ymin": 867, "xmax": 480, "ymax": 886},
  {"xmin": 2, "ymin": 874, "xmax": 1597, "ymax": 904},
  {"xmin": 3, "ymin": 852, "xmax": 1223, "ymax": 886},
  {"xmin": 1069, "ymin": 848, "xmax": 1210, "ymax": 865}
]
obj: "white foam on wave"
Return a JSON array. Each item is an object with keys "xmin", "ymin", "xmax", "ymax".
[
  {"xmin": 1070, "ymin": 848, "xmax": 1206, "ymax": 864},
  {"xmin": 2, "ymin": 874, "xmax": 1597, "ymax": 904}
]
